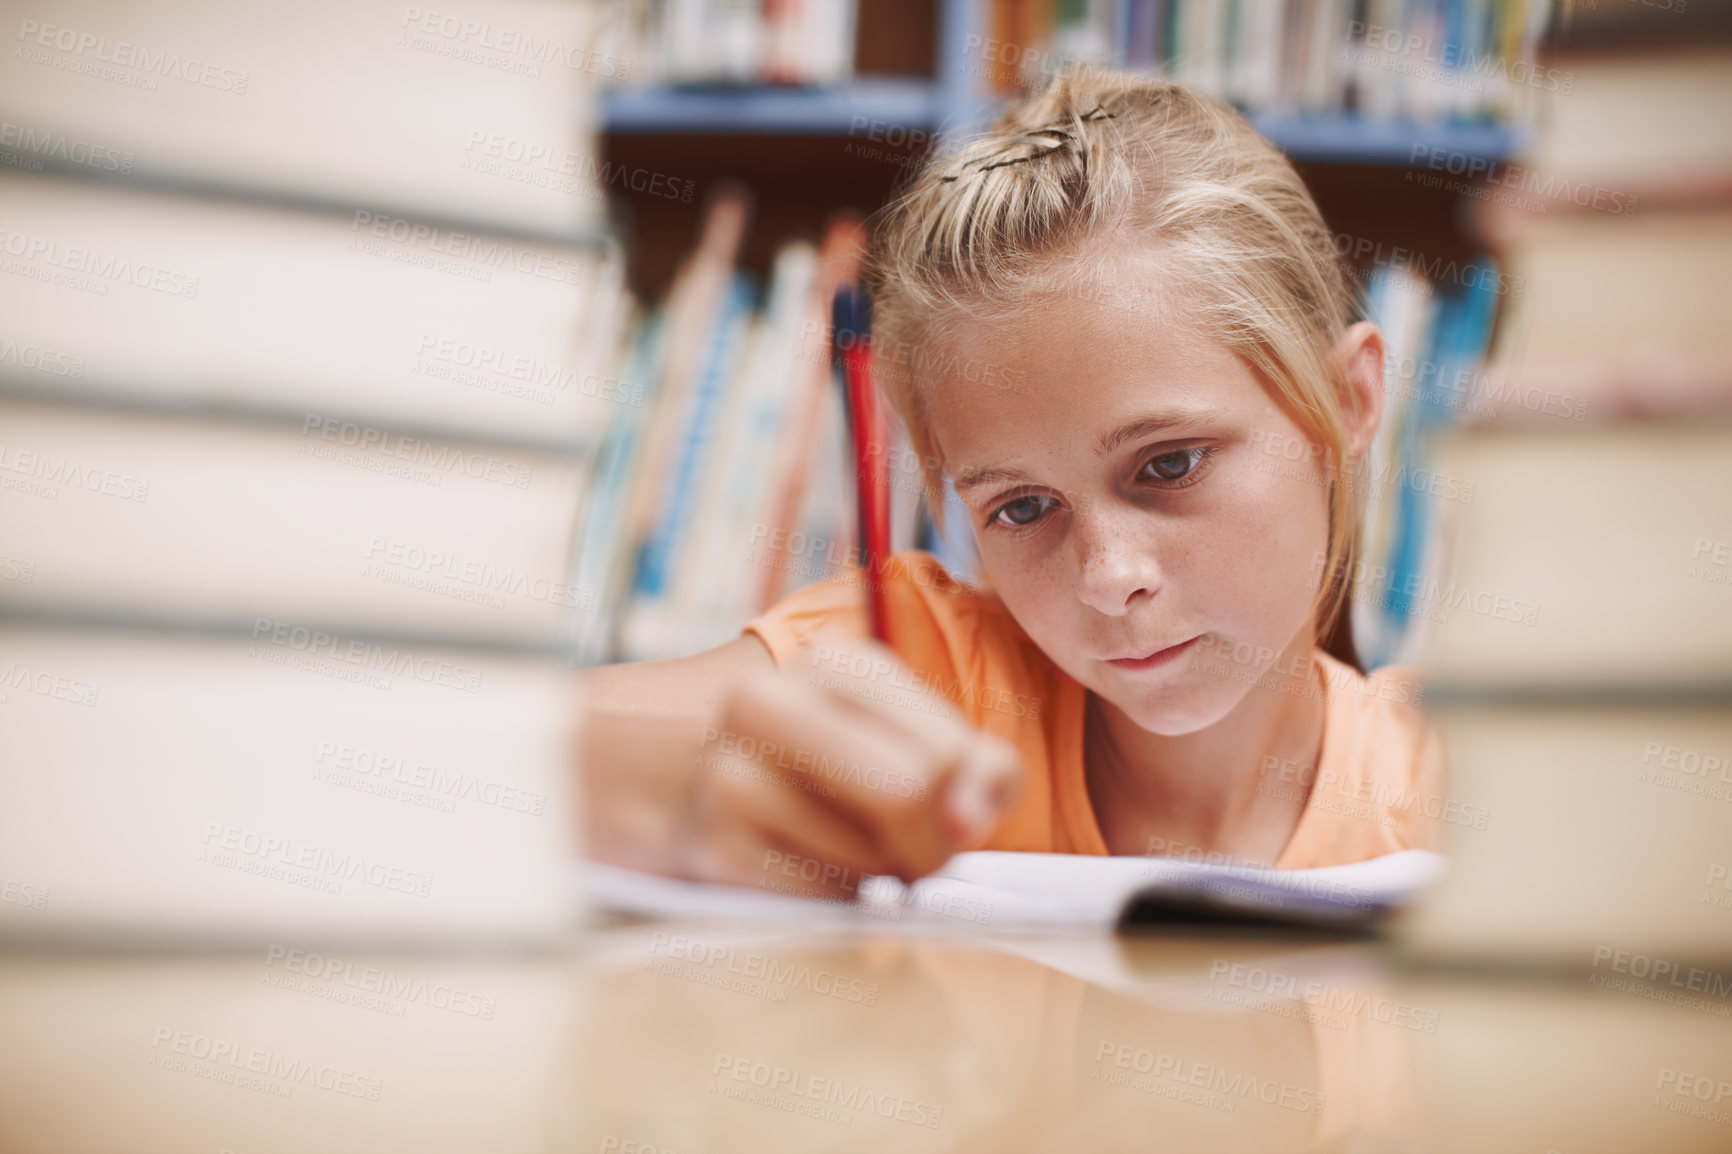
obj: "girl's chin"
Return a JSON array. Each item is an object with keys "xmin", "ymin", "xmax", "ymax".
[{"xmin": 1098, "ymin": 680, "xmax": 1245, "ymax": 737}]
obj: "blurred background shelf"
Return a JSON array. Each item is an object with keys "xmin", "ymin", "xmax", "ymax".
[
  {"xmin": 601, "ymin": 79, "xmax": 946, "ymax": 135},
  {"xmin": 598, "ymin": 0, "xmax": 1551, "ymax": 303},
  {"xmin": 602, "ymin": 83, "xmax": 1521, "ymax": 167},
  {"xmin": 1245, "ymin": 115, "xmax": 1520, "ymax": 166}
]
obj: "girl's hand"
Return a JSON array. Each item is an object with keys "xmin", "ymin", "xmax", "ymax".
[{"xmin": 682, "ymin": 640, "xmax": 1025, "ymax": 900}]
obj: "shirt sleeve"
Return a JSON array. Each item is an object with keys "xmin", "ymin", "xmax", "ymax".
[
  {"xmin": 1372, "ymin": 665, "xmax": 1449, "ymax": 852},
  {"xmin": 740, "ymin": 567, "xmax": 873, "ymax": 669},
  {"xmin": 742, "ymin": 550, "xmax": 983, "ymax": 674}
]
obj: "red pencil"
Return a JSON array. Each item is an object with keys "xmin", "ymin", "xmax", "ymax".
[{"xmin": 835, "ymin": 286, "xmax": 889, "ymax": 643}]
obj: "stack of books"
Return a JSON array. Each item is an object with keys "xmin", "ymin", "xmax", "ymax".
[
  {"xmin": 1399, "ymin": 42, "xmax": 1732, "ymax": 961},
  {"xmin": 0, "ymin": 0, "xmax": 625, "ymax": 943},
  {"xmin": 1474, "ymin": 50, "xmax": 1732, "ymax": 418}
]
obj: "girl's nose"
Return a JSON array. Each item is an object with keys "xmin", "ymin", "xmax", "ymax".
[{"xmin": 1072, "ymin": 508, "xmax": 1162, "ymax": 616}]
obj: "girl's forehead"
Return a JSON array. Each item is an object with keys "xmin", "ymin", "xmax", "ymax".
[
  {"xmin": 936, "ymin": 282, "xmax": 1230, "ymax": 401},
  {"xmin": 943, "ymin": 245, "xmax": 1195, "ymax": 352},
  {"xmin": 924, "ymin": 305, "xmax": 1265, "ymax": 473},
  {"xmin": 903, "ymin": 241, "xmax": 1269, "ymax": 474}
]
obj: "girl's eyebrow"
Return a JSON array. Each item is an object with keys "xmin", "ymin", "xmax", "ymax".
[
  {"xmin": 953, "ymin": 465, "xmax": 1031, "ymax": 494},
  {"xmin": 1097, "ymin": 407, "xmax": 1226, "ymax": 455},
  {"xmin": 954, "ymin": 406, "xmax": 1226, "ymax": 494}
]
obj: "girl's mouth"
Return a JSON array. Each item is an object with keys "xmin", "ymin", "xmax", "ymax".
[{"xmin": 1105, "ymin": 635, "xmax": 1201, "ymax": 671}]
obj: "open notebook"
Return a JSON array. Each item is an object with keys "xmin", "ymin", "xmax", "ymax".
[{"xmin": 582, "ymin": 849, "xmax": 1446, "ymax": 933}]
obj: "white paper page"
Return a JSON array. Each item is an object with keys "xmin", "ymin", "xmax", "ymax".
[{"xmin": 580, "ymin": 850, "xmax": 1447, "ymax": 932}]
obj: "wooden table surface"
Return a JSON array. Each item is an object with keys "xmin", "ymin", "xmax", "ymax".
[{"xmin": 2, "ymin": 921, "xmax": 1729, "ymax": 1153}]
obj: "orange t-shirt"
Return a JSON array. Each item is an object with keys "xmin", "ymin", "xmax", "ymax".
[{"xmin": 742, "ymin": 551, "xmax": 1447, "ymax": 869}]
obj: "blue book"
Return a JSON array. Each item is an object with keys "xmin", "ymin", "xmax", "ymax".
[
  {"xmin": 1124, "ymin": 0, "xmax": 1163, "ymax": 68},
  {"xmin": 1380, "ymin": 264, "xmax": 1500, "ymax": 650},
  {"xmin": 633, "ymin": 273, "xmax": 755, "ymax": 599},
  {"xmin": 570, "ymin": 317, "xmax": 664, "ymax": 665}
]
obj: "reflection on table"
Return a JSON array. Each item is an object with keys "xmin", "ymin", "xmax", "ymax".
[{"xmin": 1, "ymin": 924, "xmax": 1729, "ymax": 1153}]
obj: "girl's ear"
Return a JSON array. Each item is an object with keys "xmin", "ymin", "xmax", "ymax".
[{"xmin": 1336, "ymin": 322, "xmax": 1386, "ymax": 463}]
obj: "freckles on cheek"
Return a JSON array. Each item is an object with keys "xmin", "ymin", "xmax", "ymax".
[
  {"xmin": 987, "ymin": 542, "xmax": 1067, "ymax": 604},
  {"xmin": 983, "ymin": 544, "xmax": 1073, "ymax": 634},
  {"xmin": 1180, "ymin": 488, "xmax": 1299, "ymax": 619},
  {"xmin": 1221, "ymin": 485, "xmax": 1330, "ymax": 619}
]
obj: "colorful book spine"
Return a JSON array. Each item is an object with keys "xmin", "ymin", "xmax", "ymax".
[
  {"xmin": 973, "ymin": 0, "xmax": 1553, "ymax": 121},
  {"xmin": 633, "ymin": 273, "xmax": 754, "ymax": 600}
]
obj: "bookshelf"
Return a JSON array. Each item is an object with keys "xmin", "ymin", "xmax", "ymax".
[
  {"xmin": 601, "ymin": 1, "xmax": 1525, "ymax": 147},
  {"xmin": 603, "ymin": 86, "xmax": 1518, "ymax": 165},
  {"xmin": 1244, "ymin": 116, "xmax": 1517, "ymax": 166},
  {"xmin": 601, "ymin": 80, "xmax": 947, "ymax": 135},
  {"xmin": 601, "ymin": 0, "xmax": 1531, "ymax": 300}
]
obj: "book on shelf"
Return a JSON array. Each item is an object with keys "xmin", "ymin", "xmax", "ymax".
[
  {"xmin": 633, "ymin": 274, "xmax": 756, "ymax": 610},
  {"xmin": 602, "ymin": 0, "xmax": 859, "ymax": 89},
  {"xmin": 756, "ymin": 216, "xmax": 868, "ymax": 610},
  {"xmin": 618, "ymin": 190, "xmax": 752, "ymax": 564},
  {"xmin": 587, "ymin": 196, "xmax": 899, "ymax": 663},
  {"xmin": 668, "ymin": 241, "xmax": 821, "ymax": 644},
  {"xmin": 978, "ymin": 0, "xmax": 1557, "ymax": 124},
  {"xmin": 569, "ymin": 317, "xmax": 658, "ymax": 665},
  {"xmin": 566, "ymin": 203, "xmax": 856, "ymax": 666},
  {"xmin": 1351, "ymin": 255, "xmax": 1503, "ymax": 670}
]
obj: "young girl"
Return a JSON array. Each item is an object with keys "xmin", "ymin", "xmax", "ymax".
[{"xmin": 579, "ymin": 67, "xmax": 1443, "ymax": 898}]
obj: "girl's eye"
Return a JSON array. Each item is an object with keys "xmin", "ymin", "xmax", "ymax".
[
  {"xmin": 1140, "ymin": 447, "xmax": 1207, "ymax": 483},
  {"xmin": 990, "ymin": 493, "xmax": 1059, "ymax": 528}
]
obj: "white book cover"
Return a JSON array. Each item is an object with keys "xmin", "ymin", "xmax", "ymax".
[
  {"xmin": 1303, "ymin": 0, "xmax": 1353, "ymax": 114},
  {"xmin": 695, "ymin": 242, "xmax": 820, "ymax": 643},
  {"xmin": 802, "ymin": 0, "xmax": 858, "ymax": 87},
  {"xmin": 0, "ymin": 172, "xmax": 623, "ymax": 447},
  {"xmin": 0, "ymin": 401, "xmax": 592, "ymax": 646},
  {"xmin": 1228, "ymin": 0, "xmax": 1285, "ymax": 111},
  {"xmin": 0, "ymin": 0, "xmax": 611, "ymax": 235},
  {"xmin": 0, "ymin": 627, "xmax": 578, "ymax": 945},
  {"xmin": 1425, "ymin": 424, "xmax": 1732, "ymax": 688}
]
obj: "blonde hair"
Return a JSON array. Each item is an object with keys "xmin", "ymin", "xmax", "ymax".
[{"xmin": 865, "ymin": 66, "xmax": 1367, "ymax": 647}]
